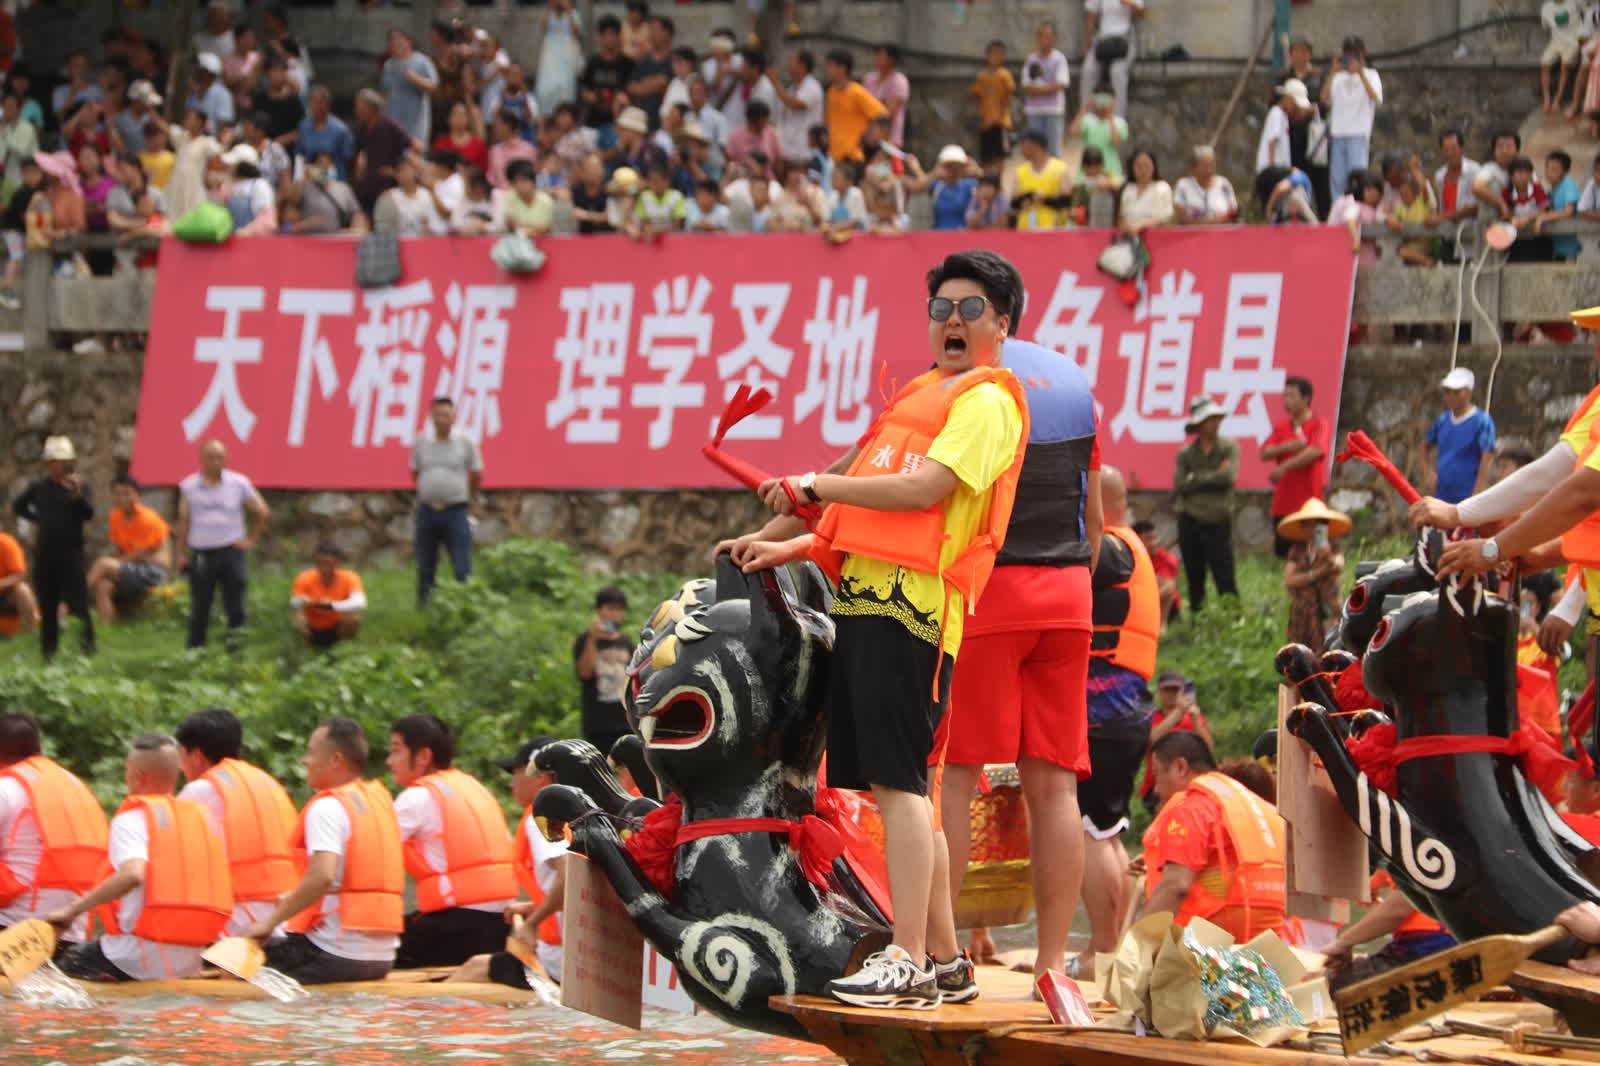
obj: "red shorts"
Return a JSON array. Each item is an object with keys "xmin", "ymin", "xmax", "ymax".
[{"xmin": 936, "ymin": 627, "xmax": 1091, "ymax": 775}]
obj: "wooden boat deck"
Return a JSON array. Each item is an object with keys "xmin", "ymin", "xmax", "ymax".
[
  {"xmin": 771, "ymin": 965, "xmax": 1592, "ymax": 1066},
  {"xmin": 0, "ymin": 966, "xmax": 547, "ymax": 1005}
]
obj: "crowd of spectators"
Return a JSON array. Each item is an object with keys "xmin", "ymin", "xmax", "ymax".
[{"xmin": 1, "ymin": 0, "xmax": 1596, "ymax": 314}]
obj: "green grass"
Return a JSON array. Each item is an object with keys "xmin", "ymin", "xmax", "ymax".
[{"xmin": 0, "ymin": 540, "xmax": 690, "ymax": 810}]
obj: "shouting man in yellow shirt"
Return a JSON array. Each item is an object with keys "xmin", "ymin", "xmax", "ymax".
[{"xmin": 721, "ymin": 250, "xmax": 1030, "ymax": 1010}]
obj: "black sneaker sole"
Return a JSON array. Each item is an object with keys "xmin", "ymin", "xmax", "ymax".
[
  {"xmin": 828, "ymin": 987, "xmax": 943, "ymax": 1010},
  {"xmin": 938, "ymin": 982, "xmax": 980, "ymax": 1004}
]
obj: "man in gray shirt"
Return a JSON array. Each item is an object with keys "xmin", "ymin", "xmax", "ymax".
[
  {"xmin": 381, "ymin": 28, "xmax": 439, "ymax": 146},
  {"xmin": 411, "ymin": 395, "xmax": 482, "ymax": 604}
]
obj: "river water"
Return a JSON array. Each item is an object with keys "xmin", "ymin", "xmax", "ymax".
[{"xmin": 0, "ymin": 996, "xmax": 842, "ymax": 1065}]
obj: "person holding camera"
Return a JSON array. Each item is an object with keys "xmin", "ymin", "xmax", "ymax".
[
  {"xmin": 1278, "ymin": 499, "xmax": 1348, "ymax": 655},
  {"xmin": 1021, "ymin": 21, "xmax": 1070, "ymax": 157},
  {"xmin": 1080, "ymin": 0, "xmax": 1144, "ymax": 119},
  {"xmin": 573, "ymin": 586, "xmax": 633, "ymax": 755},
  {"xmin": 12, "ymin": 435, "xmax": 94, "ymax": 659},
  {"xmin": 1320, "ymin": 35, "xmax": 1383, "ymax": 215}
]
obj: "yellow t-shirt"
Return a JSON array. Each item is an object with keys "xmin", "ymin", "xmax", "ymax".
[
  {"xmin": 971, "ymin": 68, "xmax": 1015, "ymax": 130},
  {"xmin": 832, "ymin": 381, "xmax": 1024, "ymax": 658},
  {"xmin": 1013, "ymin": 157, "xmax": 1069, "ymax": 231},
  {"xmin": 139, "ymin": 149, "xmax": 176, "ymax": 190}
]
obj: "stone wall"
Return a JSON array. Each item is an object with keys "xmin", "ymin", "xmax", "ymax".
[{"xmin": 3, "ymin": 344, "xmax": 1594, "ymax": 571}]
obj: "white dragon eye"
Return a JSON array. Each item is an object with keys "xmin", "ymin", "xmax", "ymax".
[{"xmin": 674, "ymin": 614, "xmax": 713, "ymax": 643}]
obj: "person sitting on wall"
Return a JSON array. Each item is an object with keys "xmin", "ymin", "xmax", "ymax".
[
  {"xmin": 87, "ymin": 474, "xmax": 173, "ymax": 624},
  {"xmin": 290, "ymin": 542, "xmax": 366, "ymax": 648}
]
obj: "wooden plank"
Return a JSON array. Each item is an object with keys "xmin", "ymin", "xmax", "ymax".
[
  {"xmin": 0, "ymin": 974, "xmax": 546, "ymax": 1005},
  {"xmin": 993, "ymin": 1030, "xmax": 1378, "ymax": 1065},
  {"xmin": 1277, "ymin": 686, "xmax": 1369, "ymax": 905}
]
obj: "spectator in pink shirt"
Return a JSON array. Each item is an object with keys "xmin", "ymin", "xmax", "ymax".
[
  {"xmin": 486, "ymin": 110, "xmax": 535, "ymax": 189},
  {"xmin": 725, "ymin": 99, "xmax": 782, "ymax": 178},
  {"xmin": 861, "ymin": 43, "xmax": 910, "ymax": 147}
]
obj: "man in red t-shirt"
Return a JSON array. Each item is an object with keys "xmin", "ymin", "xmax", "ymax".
[{"xmin": 1260, "ymin": 376, "xmax": 1330, "ymax": 558}]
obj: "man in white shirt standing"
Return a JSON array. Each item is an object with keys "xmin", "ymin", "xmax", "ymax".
[
  {"xmin": 243, "ymin": 717, "xmax": 403, "ymax": 984},
  {"xmin": 1320, "ymin": 35, "xmax": 1382, "ymax": 212},
  {"xmin": 772, "ymin": 49, "xmax": 824, "ymax": 175},
  {"xmin": 175, "ymin": 440, "xmax": 270, "ymax": 650},
  {"xmin": 1080, "ymin": 0, "xmax": 1144, "ymax": 118},
  {"xmin": 50, "ymin": 734, "xmax": 232, "ymax": 981},
  {"xmin": 1021, "ymin": 20, "xmax": 1070, "ymax": 157},
  {"xmin": 1543, "ymin": 0, "xmax": 1583, "ymax": 114},
  {"xmin": 1431, "ymin": 128, "xmax": 1481, "ymax": 227},
  {"xmin": 1256, "ymin": 79, "xmax": 1309, "ymax": 176}
]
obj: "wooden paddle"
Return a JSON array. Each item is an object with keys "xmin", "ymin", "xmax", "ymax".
[
  {"xmin": 0, "ymin": 919, "xmax": 55, "ymax": 985},
  {"xmin": 201, "ymin": 937, "xmax": 265, "ymax": 982},
  {"xmin": 1333, "ymin": 924, "xmax": 1569, "ymax": 1053},
  {"xmin": 505, "ymin": 917, "xmax": 538, "ymax": 970}
]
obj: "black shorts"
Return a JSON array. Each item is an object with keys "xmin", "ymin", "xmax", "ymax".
[
  {"xmin": 113, "ymin": 561, "xmax": 168, "ymax": 603},
  {"xmin": 308, "ymin": 625, "xmax": 343, "ymax": 649},
  {"xmin": 396, "ymin": 907, "xmax": 510, "ymax": 969},
  {"xmin": 56, "ymin": 939, "xmax": 135, "ymax": 982},
  {"xmin": 827, "ymin": 614, "xmax": 952, "ymax": 796},
  {"xmin": 978, "ymin": 125, "xmax": 1010, "ymax": 164},
  {"xmin": 1080, "ymin": 717, "xmax": 1152, "ymax": 837},
  {"xmin": 263, "ymin": 932, "xmax": 393, "ymax": 985}
]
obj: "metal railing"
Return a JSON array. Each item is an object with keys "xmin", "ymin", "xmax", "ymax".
[{"xmin": 24, "ymin": 216, "xmax": 1600, "ymax": 351}]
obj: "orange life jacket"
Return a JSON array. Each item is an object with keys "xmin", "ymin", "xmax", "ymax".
[
  {"xmin": 809, "ymin": 366, "xmax": 1030, "ymax": 619},
  {"xmin": 98, "ymin": 796, "xmax": 232, "ymax": 947},
  {"xmin": 201, "ymin": 758, "xmax": 300, "ymax": 903},
  {"xmin": 287, "ymin": 779, "xmax": 404, "ymax": 935},
  {"xmin": 1560, "ymin": 384, "xmax": 1600, "ymax": 569},
  {"xmin": 1143, "ymin": 773, "xmax": 1286, "ymax": 940},
  {"xmin": 0, "ymin": 755, "xmax": 109, "ymax": 907},
  {"xmin": 511, "ymin": 812, "xmax": 563, "ymax": 946},
  {"xmin": 402, "ymin": 768, "xmax": 518, "ymax": 913},
  {"xmin": 1090, "ymin": 525, "xmax": 1160, "ymax": 681},
  {"xmin": 1370, "ymin": 870, "xmax": 1443, "ymax": 937}
]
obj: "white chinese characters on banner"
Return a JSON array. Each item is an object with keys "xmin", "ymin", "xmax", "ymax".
[
  {"xmin": 547, "ymin": 283, "xmax": 634, "ymax": 444},
  {"xmin": 348, "ymin": 281, "xmax": 433, "ymax": 448},
  {"xmin": 182, "ymin": 286, "xmax": 266, "ymax": 443},
  {"xmin": 796, "ymin": 276, "xmax": 878, "ymax": 447},
  {"xmin": 713, "ymin": 283, "xmax": 794, "ymax": 441},
  {"xmin": 1033, "ymin": 271, "xmax": 1105, "ymax": 384},
  {"xmin": 1110, "ymin": 270, "xmax": 1204, "ymax": 444},
  {"xmin": 632, "ymin": 275, "xmax": 713, "ymax": 449},
  {"xmin": 433, "ymin": 282, "xmax": 515, "ymax": 443},
  {"xmin": 1203, "ymin": 273, "xmax": 1286, "ymax": 443},
  {"xmin": 281, "ymin": 289, "xmax": 355, "ymax": 447}
]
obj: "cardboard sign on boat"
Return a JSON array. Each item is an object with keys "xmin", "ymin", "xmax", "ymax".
[
  {"xmin": 1276, "ymin": 686, "xmax": 1369, "ymax": 906},
  {"xmin": 562, "ymin": 852, "xmax": 645, "ymax": 1029}
]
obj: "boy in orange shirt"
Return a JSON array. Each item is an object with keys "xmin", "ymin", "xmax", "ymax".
[
  {"xmin": 970, "ymin": 40, "xmax": 1015, "ymax": 171},
  {"xmin": 88, "ymin": 474, "xmax": 173, "ymax": 624},
  {"xmin": 290, "ymin": 542, "xmax": 366, "ymax": 648},
  {"xmin": 0, "ymin": 525, "xmax": 38, "ymax": 638}
]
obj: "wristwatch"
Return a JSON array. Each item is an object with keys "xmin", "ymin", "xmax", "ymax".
[
  {"xmin": 798, "ymin": 471, "xmax": 821, "ymax": 504},
  {"xmin": 1482, "ymin": 537, "xmax": 1500, "ymax": 564}
]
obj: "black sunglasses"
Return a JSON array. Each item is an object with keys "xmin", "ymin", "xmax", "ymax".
[{"xmin": 928, "ymin": 295, "xmax": 993, "ymax": 323}]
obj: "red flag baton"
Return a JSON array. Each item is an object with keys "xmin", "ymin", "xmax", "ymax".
[
  {"xmin": 1335, "ymin": 430, "xmax": 1421, "ymax": 506},
  {"xmin": 703, "ymin": 386, "xmax": 823, "ymax": 528}
]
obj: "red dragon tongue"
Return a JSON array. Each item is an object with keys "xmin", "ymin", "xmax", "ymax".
[{"xmin": 710, "ymin": 385, "xmax": 774, "ymax": 448}]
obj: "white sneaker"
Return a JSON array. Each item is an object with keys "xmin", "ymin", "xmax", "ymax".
[
  {"xmin": 0, "ymin": 291, "xmax": 20, "ymax": 311},
  {"xmin": 72, "ymin": 337, "xmax": 105, "ymax": 354},
  {"xmin": 827, "ymin": 945, "xmax": 940, "ymax": 1010}
]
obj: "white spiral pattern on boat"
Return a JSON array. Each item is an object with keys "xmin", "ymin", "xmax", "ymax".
[
  {"xmin": 1356, "ymin": 771, "xmax": 1457, "ymax": 890},
  {"xmin": 678, "ymin": 914, "xmax": 796, "ymax": 1009}
]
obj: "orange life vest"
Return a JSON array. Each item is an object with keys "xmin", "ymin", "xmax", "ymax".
[
  {"xmin": 1143, "ymin": 772, "xmax": 1286, "ymax": 940},
  {"xmin": 511, "ymin": 812, "xmax": 563, "ymax": 946},
  {"xmin": 1560, "ymin": 384, "xmax": 1600, "ymax": 569},
  {"xmin": 98, "ymin": 796, "xmax": 232, "ymax": 947},
  {"xmin": 809, "ymin": 366, "xmax": 1030, "ymax": 616},
  {"xmin": 0, "ymin": 755, "xmax": 109, "ymax": 907},
  {"xmin": 287, "ymin": 779, "xmax": 404, "ymax": 935},
  {"xmin": 1370, "ymin": 870, "xmax": 1443, "ymax": 937},
  {"xmin": 402, "ymin": 768, "xmax": 518, "ymax": 913},
  {"xmin": 1091, "ymin": 525, "xmax": 1160, "ymax": 681},
  {"xmin": 201, "ymin": 758, "xmax": 300, "ymax": 903}
]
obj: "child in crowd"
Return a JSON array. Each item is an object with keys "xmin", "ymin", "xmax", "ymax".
[
  {"xmin": 970, "ymin": 39, "xmax": 1014, "ymax": 171},
  {"xmin": 685, "ymin": 179, "xmax": 729, "ymax": 232},
  {"xmin": 0, "ymin": 155, "xmax": 41, "ymax": 308},
  {"xmin": 635, "ymin": 163, "xmax": 686, "ymax": 237},
  {"xmin": 451, "ymin": 167, "xmax": 502, "ymax": 235},
  {"xmin": 1506, "ymin": 155, "xmax": 1553, "ymax": 263},
  {"xmin": 965, "ymin": 174, "xmax": 1011, "ymax": 229},
  {"xmin": 1385, "ymin": 174, "xmax": 1436, "ymax": 266},
  {"xmin": 868, "ymin": 175, "xmax": 907, "ymax": 233},
  {"xmin": 1328, "ymin": 170, "xmax": 1382, "ymax": 265},
  {"xmin": 139, "ymin": 123, "xmax": 176, "ymax": 190},
  {"xmin": 1540, "ymin": 149, "xmax": 1582, "ymax": 260},
  {"xmin": 823, "ymin": 161, "xmax": 866, "ymax": 242},
  {"xmin": 537, "ymin": 151, "xmax": 568, "ymax": 195},
  {"xmin": 605, "ymin": 165, "xmax": 641, "ymax": 237},
  {"xmin": 747, "ymin": 175, "xmax": 772, "ymax": 233}
]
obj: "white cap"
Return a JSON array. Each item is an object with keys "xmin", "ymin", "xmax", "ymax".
[
  {"xmin": 1440, "ymin": 367, "xmax": 1475, "ymax": 391},
  {"xmin": 41, "ymin": 436, "xmax": 76, "ymax": 462},
  {"xmin": 1279, "ymin": 77, "xmax": 1311, "ymax": 110},
  {"xmin": 221, "ymin": 143, "xmax": 259, "ymax": 168},
  {"xmin": 129, "ymin": 79, "xmax": 163, "ymax": 106},
  {"xmin": 936, "ymin": 144, "xmax": 969, "ymax": 166},
  {"xmin": 196, "ymin": 52, "xmax": 223, "ymax": 76}
]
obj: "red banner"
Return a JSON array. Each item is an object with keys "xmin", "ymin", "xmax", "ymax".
[{"xmin": 132, "ymin": 228, "xmax": 1355, "ymax": 491}]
